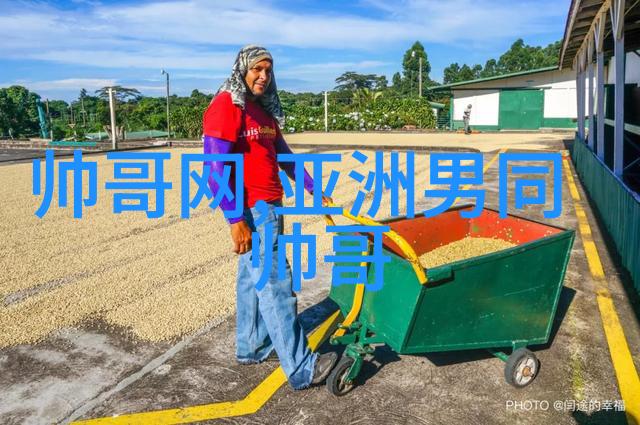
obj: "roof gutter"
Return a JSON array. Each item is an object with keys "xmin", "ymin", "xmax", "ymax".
[{"xmin": 559, "ymin": 0, "xmax": 582, "ymax": 69}]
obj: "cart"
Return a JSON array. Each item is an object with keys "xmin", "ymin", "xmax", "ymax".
[{"xmin": 324, "ymin": 204, "xmax": 575, "ymax": 396}]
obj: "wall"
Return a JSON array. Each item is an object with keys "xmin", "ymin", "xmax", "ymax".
[
  {"xmin": 452, "ymin": 90, "xmax": 500, "ymax": 126},
  {"xmin": 606, "ymin": 51, "xmax": 640, "ymax": 85},
  {"xmin": 451, "ymin": 68, "xmax": 581, "ymax": 129}
]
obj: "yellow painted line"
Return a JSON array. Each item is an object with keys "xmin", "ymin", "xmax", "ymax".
[
  {"xmin": 481, "ymin": 148, "xmax": 507, "ymax": 175},
  {"xmin": 563, "ymin": 156, "xmax": 640, "ymax": 425},
  {"xmin": 455, "ymin": 148, "xmax": 506, "ymax": 203},
  {"xmin": 562, "ymin": 158, "xmax": 604, "ymax": 279},
  {"xmin": 72, "ymin": 310, "xmax": 342, "ymax": 425},
  {"xmin": 73, "ymin": 148, "xmax": 518, "ymax": 425}
]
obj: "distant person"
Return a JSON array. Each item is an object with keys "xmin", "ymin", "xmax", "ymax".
[
  {"xmin": 463, "ymin": 104, "xmax": 472, "ymax": 134},
  {"xmin": 201, "ymin": 45, "xmax": 337, "ymax": 390}
]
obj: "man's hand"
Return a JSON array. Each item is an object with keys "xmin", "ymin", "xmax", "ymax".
[{"xmin": 230, "ymin": 220, "xmax": 252, "ymax": 254}]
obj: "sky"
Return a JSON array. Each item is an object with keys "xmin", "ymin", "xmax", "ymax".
[{"xmin": 0, "ymin": 0, "xmax": 571, "ymax": 102}]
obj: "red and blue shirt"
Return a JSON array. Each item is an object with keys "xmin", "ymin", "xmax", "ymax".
[{"xmin": 203, "ymin": 91, "xmax": 283, "ymax": 208}]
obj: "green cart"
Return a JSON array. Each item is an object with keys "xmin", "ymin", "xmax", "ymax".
[{"xmin": 325, "ymin": 205, "xmax": 575, "ymax": 396}]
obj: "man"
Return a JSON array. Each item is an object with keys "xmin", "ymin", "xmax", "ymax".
[
  {"xmin": 463, "ymin": 104, "xmax": 472, "ymax": 135},
  {"xmin": 201, "ymin": 45, "xmax": 337, "ymax": 390}
]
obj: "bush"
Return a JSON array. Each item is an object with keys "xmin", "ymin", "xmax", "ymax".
[{"xmin": 282, "ymin": 96, "xmax": 435, "ymax": 133}]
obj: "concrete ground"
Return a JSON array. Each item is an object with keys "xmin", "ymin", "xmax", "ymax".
[
  {"xmin": 1, "ymin": 132, "xmax": 639, "ymax": 425},
  {"xmin": 284, "ymin": 130, "xmax": 572, "ymax": 152},
  {"xmin": 0, "ymin": 148, "xmax": 67, "ymax": 163}
]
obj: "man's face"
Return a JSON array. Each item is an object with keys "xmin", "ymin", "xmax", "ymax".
[{"xmin": 244, "ymin": 60, "xmax": 272, "ymax": 97}]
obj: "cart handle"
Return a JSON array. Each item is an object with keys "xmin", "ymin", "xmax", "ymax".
[{"xmin": 323, "ymin": 202, "xmax": 428, "ymax": 285}]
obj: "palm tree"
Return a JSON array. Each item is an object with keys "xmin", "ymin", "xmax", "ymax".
[{"xmin": 352, "ymin": 88, "xmax": 383, "ymax": 108}]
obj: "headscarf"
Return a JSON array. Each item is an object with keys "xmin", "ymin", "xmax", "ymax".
[{"xmin": 215, "ymin": 45, "xmax": 285, "ymax": 127}]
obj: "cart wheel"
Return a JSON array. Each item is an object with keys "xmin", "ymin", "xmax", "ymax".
[
  {"xmin": 327, "ymin": 356, "xmax": 356, "ymax": 396},
  {"xmin": 504, "ymin": 348, "xmax": 539, "ymax": 388}
]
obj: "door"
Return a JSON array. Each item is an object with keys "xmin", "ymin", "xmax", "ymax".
[{"xmin": 499, "ymin": 89, "xmax": 543, "ymax": 129}]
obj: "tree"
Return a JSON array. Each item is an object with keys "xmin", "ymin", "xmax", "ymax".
[
  {"xmin": 352, "ymin": 88, "xmax": 383, "ymax": 108},
  {"xmin": 170, "ymin": 105, "xmax": 203, "ymax": 139},
  {"xmin": 443, "ymin": 63, "xmax": 461, "ymax": 84},
  {"xmin": 480, "ymin": 59, "xmax": 498, "ymax": 78},
  {"xmin": 442, "ymin": 63, "xmax": 481, "ymax": 84},
  {"xmin": 0, "ymin": 86, "xmax": 41, "ymax": 138},
  {"xmin": 542, "ymin": 40, "xmax": 562, "ymax": 65},
  {"xmin": 402, "ymin": 41, "xmax": 431, "ymax": 94},
  {"xmin": 391, "ymin": 72, "xmax": 402, "ymax": 90},
  {"xmin": 124, "ymin": 97, "xmax": 166, "ymax": 132},
  {"xmin": 46, "ymin": 99, "xmax": 70, "ymax": 139},
  {"xmin": 440, "ymin": 38, "xmax": 562, "ymax": 84},
  {"xmin": 334, "ymin": 71, "xmax": 379, "ymax": 91},
  {"xmin": 496, "ymin": 39, "xmax": 561, "ymax": 74},
  {"xmin": 374, "ymin": 75, "xmax": 388, "ymax": 90},
  {"xmin": 95, "ymin": 86, "xmax": 142, "ymax": 102}
]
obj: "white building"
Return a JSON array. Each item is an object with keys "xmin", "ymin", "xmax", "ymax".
[{"xmin": 431, "ymin": 66, "xmax": 582, "ymax": 131}]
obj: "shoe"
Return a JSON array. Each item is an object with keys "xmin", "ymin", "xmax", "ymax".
[{"xmin": 311, "ymin": 352, "xmax": 338, "ymax": 385}]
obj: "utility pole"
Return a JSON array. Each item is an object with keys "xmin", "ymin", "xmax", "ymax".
[
  {"xmin": 108, "ymin": 87, "xmax": 117, "ymax": 150},
  {"xmin": 69, "ymin": 104, "xmax": 75, "ymax": 125},
  {"xmin": 161, "ymin": 69, "xmax": 170, "ymax": 141},
  {"xmin": 68, "ymin": 104, "xmax": 77, "ymax": 139},
  {"xmin": 324, "ymin": 91, "xmax": 328, "ymax": 132},
  {"xmin": 419, "ymin": 56, "xmax": 423, "ymax": 98},
  {"xmin": 45, "ymin": 99, "xmax": 52, "ymax": 140},
  {"xmin": 80, "ymin": 94, "xmax": 87, "ymax": 127}
]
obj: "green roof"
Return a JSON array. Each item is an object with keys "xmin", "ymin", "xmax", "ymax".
[
  {"xmin": 426, "ymin": 66, "xmax": 558, "ymax": 91},
  {"xmin": 428, "ymin": 101, "xmax": 445, "ymax": 109}
]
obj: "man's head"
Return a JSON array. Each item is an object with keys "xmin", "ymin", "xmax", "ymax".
[
  {"xmin": 244, "ymin": 58, "xmax": 272, "ymax": 97},
  {"xmin": 216, "ymin": 45, "xmax": 284, "ymax": 125},
  {"xmin": 233, "ymin": 46, "xmax": 273, "ymax": 98},
  {"xmin": 467, "ymin": 104, "xmax": 472, "ymax": 109}
]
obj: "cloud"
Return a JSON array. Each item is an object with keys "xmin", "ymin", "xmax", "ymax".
[
  {"xmin": 170, "ymin": 73, "xmax": 230, "ymax": 80},
  {"xmin": 3, "ymin": 78, "xmax": 118, "ymax": 91},
  {"xmin": 132, "ymin": 85, "xmax": 166, "ymax": 92},
  {"xmin": 0, "ymin": 0, "xmax": 565, "ymax": 71},
  {"xmin": 277, "ymin": 61, "xmax": 390, "ymax": 79},
  {"xmin": 24, "ymin": 49, "xmax": 236, "ymax": 70},
  {"xmin": 0, "ymin": 0, "xmax": 567, "ymax": 99}
]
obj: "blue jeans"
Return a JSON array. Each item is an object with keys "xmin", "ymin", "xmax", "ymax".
[{"xmin": 235, "ymin": 201, "xmax": 317, "ymax": 389}]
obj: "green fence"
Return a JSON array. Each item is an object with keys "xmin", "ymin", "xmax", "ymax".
[{"xmin": 571, "ymin": 139, "xmax": 640, "ymax": 294}]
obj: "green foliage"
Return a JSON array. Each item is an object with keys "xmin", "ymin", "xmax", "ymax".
[
  {"xmin": 334, "ymin": 72, "xmax": 388, "ymax": 92},
  {"xmin": 45, "ymin": 99, "xmax": 70, "ymax": 139},
  {"xmin": 443, "ymin": 63, "xmax": 461, "ymax": 84},
  {"xmin": 375, "ymin": 75, "xmax": 388, "ymax": 90},
  {"xmin": 480, "ymin": 59, "xmax": 498, "ymax": 78},
  {"xmin": 282, "ymin": 93, "xmax": 435, "ymax": 133},
  {"xmin": 0, "ymin": 86, "xmax": 41, "ymax": 138},
  {"xmin": 392, "ymin": 41, "xmax": 432, "ymax": 96},
  {"xmin": 402, "ymin": 41, "xmax": 431, "ymax": 81},
  {"xmin": 392, "ymin": 72, "xmax": 402, "ymax": 88},
  {"xmin": 442, "ymin": 39, "xmax": 562, "ymax": 84},
  {"xmin": 170, "ymin": 105, "xmax": 203, "ymax": 139},
  {"xmin": 279, "ymin": 91, "xmax": 323, "ymax": 109},
  {"xmin": 0, "ymin": 85, "xmax": 214, "ymax": 140},
  {"xmin": 95, "ymin": 85, "xmax": 142, "ymax": 102}
]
